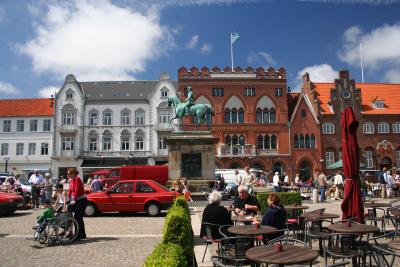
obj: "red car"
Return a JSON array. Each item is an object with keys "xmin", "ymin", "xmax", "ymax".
[
  {"xmin": 0, "ymin": 192, "xmax": 24, "ymax": 214},
  {"xmin": 85, "ymin": 180, "xmax": 177, "ymax": 217}
]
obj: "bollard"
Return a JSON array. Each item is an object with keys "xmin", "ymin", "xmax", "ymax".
[{"xmin": 313, "ymin": 188, "xmax": 319, "ymax": 204}]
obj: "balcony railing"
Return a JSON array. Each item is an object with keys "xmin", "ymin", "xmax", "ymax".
[
  {"xmin": 218, "ymin": 144, "xmax": 256, "ymax": 157},
  {"xmin": 82, "ymin": 150, "xmax": 151, "ymax": 157}
]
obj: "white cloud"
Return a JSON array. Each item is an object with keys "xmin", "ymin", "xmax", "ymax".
[
  {"xmin": 38, "ymin": 86, "xmax": 60, "ymax": 98},
  {"xmin": 296, "ymin": 64, "xmax": 338, "ymax": 89},
  {"xmin": 185, "ymin": 34, "xmax": 199, "ymax": 49},
  {"xmin": 18, "ymin": 0, "xmax": 174, "ymax": 81},
  {"xmin": 0, "ymin": 81, "xmax": 20, "ymax": 95},
  {"xmin": 384, "ymin": 69, "xmax": 400, "ymax": 83},
  {"xmin": 200, "ymin": 43, "xmax": 212, "ymax": 55},
  {"xmin": 247, "ymin": 51, "xmax": 277, "ymax": 67},
  {"xmin": 0, "ymin": 6, "xmax": 6, "ymax": 23}
]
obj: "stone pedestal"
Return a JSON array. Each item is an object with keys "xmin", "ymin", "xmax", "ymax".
[{"xmin": 167, "ymin": 131, "xmax": 219, "ymax": 192}]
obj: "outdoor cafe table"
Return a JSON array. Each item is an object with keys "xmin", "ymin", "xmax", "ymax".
[
  {"xmin": 301, "ymin": 212, "xmax": 339, "ymax": 222},
  {"xmin": 388, "ymin": 240, "xmax": 400, "ymax": 250},
  {"xmin": 328, "ymin": 223, "xmax": 379, "ymax": 234},
  {"xmin": 231, "ymin": 215, "xmax": 257, "ymax": 224},
  {"xmin": 284, "ymin": 205, "xmax": 309, "ymax": 210},
  {"xmin": 227, "ymin": 225, "xmax": 277, "ymax": 236},
  {"xmin": 364, "ymin": 202, "xmax": 390, "ymax": 209},
  {"xmin": 246, "ymin": 244, "xmax": 319, "ymax": 267}
]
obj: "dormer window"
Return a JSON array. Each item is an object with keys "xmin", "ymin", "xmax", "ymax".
[
  {"xmin": 66, "ymin": 89, "xmax": 74, "ymax": 101},
  {"xmin": 161, "ymin": 90, "xmax": 168, "ymax": 98},
  {"xmin": 373, "ymin": 100, "xmax": 384, "ymax": 109}
]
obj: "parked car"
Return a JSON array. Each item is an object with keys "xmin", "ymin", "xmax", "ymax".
[
  {"xmin": 85, "ymin": 180, "xmax": 177, "ymax": 217},
  {"xmin": 0, "ymin": 192, "xmax": 24, "ymax": 214},
  {"xmin": 99, "ymin": 165, "xmax": 168, "ymax": 189}
]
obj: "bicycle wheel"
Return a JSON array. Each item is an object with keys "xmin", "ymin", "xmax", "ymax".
[
  {"xmin": 56, "ymin": 217, "xmax": 79, "ymax": 244},
  {"xmin": 46, "ymin": 224, "xmax": 58, "ymax": 246}
]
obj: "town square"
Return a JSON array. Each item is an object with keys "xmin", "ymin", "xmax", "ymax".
[{"xmin": 0, "ymin": 1, "xmax": 400, "ymax": 267}]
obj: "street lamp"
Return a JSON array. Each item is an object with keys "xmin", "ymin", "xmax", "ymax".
[{"xmin": 4, "ymin": 157, "xmax": 9, "ymax": 173}]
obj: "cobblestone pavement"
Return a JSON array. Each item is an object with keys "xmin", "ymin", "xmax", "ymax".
[{"xmin": 0, "ymin": 209, "xmax": 165, "ymax": 267}]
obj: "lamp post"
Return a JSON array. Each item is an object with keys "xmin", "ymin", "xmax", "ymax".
[{"xmin": 4, "ymin": 157, "xmax": 10, "ymax": 173}]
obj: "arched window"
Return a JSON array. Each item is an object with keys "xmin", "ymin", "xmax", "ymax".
[
  {"xmin": 62, "ymin": 104, "xmax": 75, "ymax": 125},
  {"xmin": 310, "ymin": 134, "xmax": 316, "ymax": 148},
  {"xmin": 88, "ymin": 130, "xmax": 98, "ymax": 151},
  {"xmin": 256, "ymin": 108, "xmax": 262, "ymax": 123},
  {"xmin": 232, "ymin": 135, "xmax": 238, "ymax": 145},
  {"xmin": 305, "ymin": 134, "xmax": 310, "ymax": 148},
  {"xmin": 121, "ymin": 109, "xmax": 131, "ymax": 125},
  {"xmin": 238, "ymin": 108, "xmax": 244, "ymax": 123},
  {"xmin": 224, "ymin": 108, "xmax": 230, "ymax": 123},
  {"xmin": 299, "ymin": 134, "xmax": 305, "ymax": 148},
  {"xmin": 225, "ymin": 135, "xmax": 231, "ymax": 145},
  {"xmin": 294, "ymin": 135, "xmax": 299, "ymax": 148},
  {"xmin": 158, "ymin": 102, "xmax": 171, "ymax": 124},
  {"xmin": 263, "ymin": 108, "xmax": 269, "ymax": 124},
  {"xmin": 89, "ymin": 110, "xmax": 98, "ymax": 126},
  {"xmin": 271, "ymin": 135, "xmax": 277, "ymax": 149},
  {"xmin": 103, "ymin": 109, "xmax": 112, "ymax": 126},
  {"xmin": 264, "ymin": 135, "xmax": 270, "ymax": 150},
  {"xmin": 120, "ymin": 130, "xmax": 131, "ymax": 151},
  {"xmin": 135, "ymin": 130, "xmax": 144, "ymax": 150},
  {"xmin": 231, "ymin": 108, "xmax": 238, "ymax": 123},
  {"xmin": 239, "ymin": 135, "xmax": 245, "ymax": 146},
  {"xmin": 135, "ymin": 109, "xmax": 145, "ymax": 125},
  {"xmin": 102, "ymin": 130, "xmax": 112, "ymax": 151},
  {"xmin": 269, "ymin": 108, "xmax": 276, "ymax": 123},
  {"xmin": 257, "ymin": 135, "xmax": 263, "ymax": 149}
]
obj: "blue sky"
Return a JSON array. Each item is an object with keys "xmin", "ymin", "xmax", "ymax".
[{"xmin": 0, "ymin": 0, "xmax": 400, "ymax": 98}]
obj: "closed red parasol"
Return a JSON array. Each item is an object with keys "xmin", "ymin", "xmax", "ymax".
[{"xmin": 340, "ymin": 107, "xmax": 364, "ymax": 223}]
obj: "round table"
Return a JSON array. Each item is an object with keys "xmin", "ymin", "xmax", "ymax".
[
  {"xmin": 227, "ymin": 225, "xmax": 277, "ymax": 236},
  {"xmin": 246, "ymin": 244, "xmax": 318, "ymax": 266},
  {"xmin": 285, "ymin": 205, "xmax": 309, "ymax": 210},
  {"xmin": 390, "ymin": 209, "xmax": 400, "ymax": 217},
  {"xmin": 364, "ymin": 202, "xmax": 390, "ymax": 208},
  {"xmin": 231, "ymin": 215, "xmax": 257, "ymax": 223},
  {"xmin": 301, "ymin": 212, "xmax": 339, "ymax": 221},
  {"xmin": 388, "ymin": 240, "xmax": 400, "ymax": 250},
  {"xmin": 224, "ymin": 206, "xmax": 235, "ymax": 212},
  {"xmin": 328, "ymin": 223, "xmax": 379, "ymax": 234}
]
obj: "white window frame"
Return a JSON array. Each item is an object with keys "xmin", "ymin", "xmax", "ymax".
[
  {"xmin": 102, "ymin": 136, "xmax": 112, "ymax": 151},
  {"xmin": 28, "ymin": 143, "xmax": 36, "ymax": 155},
  {"xmin": 1, "ymin": 143, "xmax": 8, "ymax": 156},
  {"xmin": 365, "ymin": 150, "xmax": 373, "ymax": 169},
  {"xmin": 135, "ymin": 110, "xmax": 145, "ymax": 125},
  {"xmin": 16, "ymin": 143, "xmax": 24, "ymax": 155},
  {"xmin": 135, "ymin": 136, "xmax": 144, "ymax": 150},
  {"xmin": 161, "ymin": 90, "xmax": 168, "ymax": 98},
  {"xmin": 89, "ymin": 136, "xmax": 97, "ymax": 151},
  {"xmin": 41, "ymin": 143, "xmax": 49, "ymax": 155},
  {"xmin": 374, "ymin": 101, "xmax": 384, "ymax": 108},
  {"xmin": 3, "ymin": 120, "xmax": 11, "ymax": 132},
  {"xmin": 63, "ymin": 112, "xmax": 75, "ymax": 125},
  {"xmin": 121, "ymin": 111, "xmax": 130, "ymax": 125},
  {"xmin": 66, "ymin": 90, "xmax": 74, "ymax": 101},
  {"xmin": 89, "ymin": 112, "xmax": 98, "ymax": 126},
  {"xmin": 397, "ymin": 150, "xmax": 400, "ymax": 168},
  {"xmin": 16, "ymin": 120, "xmax": 24, "ymax": 132},
  {"xmin": 158, "ymin": 136, "xmax": 167, "ymax": 149},
  {"xmin": 322, "ymin": 123, "xmax": 335, "ymax": 135},
  {"xmin": 159, "ymin": 110, "xmax": 170, "ymax": 124},
  {"xmin": 30, "ymin": 120, "xmax": 38, "ymax": 132},
  {"xmin": 325, "ymin": 151, "xmax": 335, "ymax": 168},
  {"xmin": 377, "ymin": 122, "xmax": 390, "ymax": 134},
  {"xmin": 121, "ymin": 136, "xmax": 130, "ymax": 151},
  {"xmin": 363, "ymin": 123, "xmax": 374, "ymax": 134},
  {"xmin": 62, "ymin": 136, "xmax": 74, "ymax": 151},
  {"xmin": 43, "ymin": 119, "xmax": 51, "ymax": 132},
  {"xmin": 392, "ymin": 123, "xmax": 400, "ymax": 134},
  {"xmin": 103, "ymin": 111, "xmax": 112, "ymax": 126}
]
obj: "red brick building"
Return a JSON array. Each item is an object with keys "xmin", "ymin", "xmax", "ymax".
[
  {"xmin": 178, "ymin": 66, "xmax": 400, "ymax": 180},
  {"xmin": 302, "ymin": 70, "xmax": 400, "ymax": 175}
]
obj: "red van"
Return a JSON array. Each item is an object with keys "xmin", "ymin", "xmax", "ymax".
[{"xmin": 98, "ymin": 165, "xmax": 168, "ymax": 189}]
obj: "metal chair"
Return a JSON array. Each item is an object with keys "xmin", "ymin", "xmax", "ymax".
[
  {"xmin": 219, "ymin": 236, "xmax": 258, "ymax": 266},
  {"xmin": 201, "ymin": 222, "xmax": 223, "ymax": 263},
  {"xmin": 218, "ymin": 224, "xmax": 234, "ymax": 239},
  {"xmin": 371, "ymin": 244, "xmax": 400, "ymax": 267},
  {"xmin": 322, "ymin": 233, "xmax": 359, "ymax": 266},
  {"xmin": 211, "ymin": 256, "xmax": 241, "ymax": 267},
  {"xmin": 304, "ymin": 219, "xmax": 332, "ymax": 249},
  {"xmin": 324, "ymin": 261, "xmax": 351, "ymax": 267},
  {"xmin": 267, "ymin": 237, "xmax": 307, "ymax": 247},
  {"xmin": 365, "ymin": 208, "xmax": 385, "ymax": 231}
]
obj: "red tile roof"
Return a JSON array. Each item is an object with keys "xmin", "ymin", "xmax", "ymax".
[
  {"xmin": 0, "ymin": 98, "xmax": 54, "ymax": 117},
  {"xmin": 313, "ymin": 83, "xmax": 400, "ymax": 115}
]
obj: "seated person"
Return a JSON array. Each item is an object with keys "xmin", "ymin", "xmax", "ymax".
[
  {"xmin": 261, "ymin": 193, "xmax": 287, "ymax": 241},
  {"xmin": 200, "ymin": 191, "xmax": 232, "ymax": 239},
  {"xmin": 33, "ymin": 198, "xmax": 54, "ymax": 239},
  {"xmin": 91, "ymin": 176, "xmax": 103, "ymax": 192},
  {"xmin": 217, "ymin": 177, "xmax": 227, "ymax": 191},
  {"xmin": 54, "ymin": 183, "xmax": 69, "ymax": 212},
  {"xmin": 233, "ymin": 186, "xmax": 260, "ymax": 216}
]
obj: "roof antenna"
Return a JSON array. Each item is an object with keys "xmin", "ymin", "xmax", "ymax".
[{"xmin": 360, "ymin": 43, "xmax": 365, "ymax": 83}]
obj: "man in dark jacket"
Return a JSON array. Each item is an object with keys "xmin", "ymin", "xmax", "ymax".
[
  {"xmin": 378, "ymin": 167, "xmax": 387, "ymax": 199},
  {"xmin": 200, "ymin": 191, "xmax": 232, "ymax": 239}
]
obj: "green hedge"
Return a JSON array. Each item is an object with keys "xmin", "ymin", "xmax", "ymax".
[
  {"xmin": 143, "ymin": 242, "xmax": 187, "ymax": 267},
  {"xmin": 162, "ymin": 205, "xmax": 194, "ymax": 261},
  {"xmin": 173, "ymin": 195, "xmax": 190, "ymax": 217},
  {"xmin": 256, "ymin": 192, "xmax": 302, "ymax": 215}
]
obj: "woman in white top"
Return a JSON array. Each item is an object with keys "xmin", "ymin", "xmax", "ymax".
[{"xmin": 54, "ymin": 183, "xmax": 69, "ymax": 212}]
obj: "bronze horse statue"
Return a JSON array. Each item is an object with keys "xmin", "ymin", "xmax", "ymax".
[{"xmin": 167, "ymin": 96, "xmax": 213, "ymax": 129}]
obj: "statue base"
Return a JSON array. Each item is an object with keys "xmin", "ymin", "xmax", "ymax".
[{"xmin": 167, "ymin": 131, "xmax": 219, "ymax": 192}]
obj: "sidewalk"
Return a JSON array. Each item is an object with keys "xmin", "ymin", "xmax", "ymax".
[{"xmin": 190, "ymin": 197, "xmax": 395, "ymax": 267}]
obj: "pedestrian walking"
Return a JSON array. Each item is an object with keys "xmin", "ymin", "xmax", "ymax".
[
  {"xmin": 29, "ymin": 170, "xmax": 44, "ymax": 209},
  {"xmin": 378, "ymin": 167, "xmax": 387, "ymax": 199},
  {"xmin": 318, "ymin": 171, "xmax": 328, "ymax": 202},
  {"xmin": 334, "ymin": 171, "xmax": 344, "ymax": 200}
]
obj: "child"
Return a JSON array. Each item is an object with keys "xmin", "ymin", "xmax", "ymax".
[
  {"xmin": 33, "ymin": 198, "xmax": 54, "ymax": 239},
  {"xmin": 54, "ymin": 183, "xmax": 69, "ymax": 212}
]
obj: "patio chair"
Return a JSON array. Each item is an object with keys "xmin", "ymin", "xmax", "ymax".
[
  {"xmin": 322, "ymin": 233, "xmax": 359, "ymax": 266},
  {"xmin": 219, "ymin": 236, "xmax": 258, "ymax": 266},
  {"xmin": 218, "ymin": 224, "xmax": 234, "ymax": 239},
  {"xmin": 267, "ymin": 237, "xmax": 307, "ymax": 247},
  {"xmin": 365, "ymin": 208, "xmax": 385, "ymax": 231},
  {"xmin": 201, "ymin": 222, "xmax": 224, "ymax": 262},
  {"xmin": 286, "ymin": 208, "xmax": 302, "ymax": 237},
  {"xmin": 211, "ymin": 256, "xmax": 241, "ymax": 267},
  {"xmin": 262, "ymin": 228, "xmax": 290, "ymax": 244},
  {"xmin": 324, "ymin": 261, "xmax": 351, "ymax": 267},
  {"xmin": 371, "ymin": 244, "xmax": 400, "ymax": 267},
  {"xmin": 364, "ymin": 230, "xmax": 398, "ymax": 266},
  {"xmin": 304, "ymin": 219, "xmax": 332, "ymax": 249}
]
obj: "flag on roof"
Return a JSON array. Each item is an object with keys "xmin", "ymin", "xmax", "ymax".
[{"xmin": 231, "ymin": 32, "xmax": 239, "ymax": 45}]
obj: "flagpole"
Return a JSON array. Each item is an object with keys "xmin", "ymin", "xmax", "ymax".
[
  {"xmin": 230, "ymin": 33, "xmax": 234, "ymax": 71},
  {"xmin": 360, "ymin": 43, "xmax": 365, "ymax": 83}
]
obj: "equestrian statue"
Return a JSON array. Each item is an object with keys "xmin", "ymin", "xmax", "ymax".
[{"xmin": 167, "ymin": 86, "xmax": 213, "ymax": 130}]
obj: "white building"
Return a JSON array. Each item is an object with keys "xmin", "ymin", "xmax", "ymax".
[
  {"xmin": 52, "ymin": 73, "xmax": 177, "ymax": 179},
  {"xmin": 0, "ymin": 99, "xmax": 54, "ymax": 177}
]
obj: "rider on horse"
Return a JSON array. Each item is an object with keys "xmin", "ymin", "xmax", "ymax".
[{"xmin": 183, "ymin": 86, "xmax": 195, "ymax": 116}]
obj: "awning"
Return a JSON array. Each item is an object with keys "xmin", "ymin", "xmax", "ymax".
[
  {"xmin": 21, "ymin": 164, "xmax": 50, "ymax": 171},
  {"xmin": 327, "ymin": 159, "xmax": 365, "ymax": 170},
  {"xmin": 81, "ymin": 158, "xmax": 149, "ymax": 168}
]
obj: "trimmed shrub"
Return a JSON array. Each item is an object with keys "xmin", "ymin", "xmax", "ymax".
[
  {"xmin": 163, "ymin": 205, "xmax": 194, "ymax": 262},
  {"xmin": 256, "ymin": 192, "xmax": 302, "ymax": 214},
  {"xmin": 143, "ymin": 242, "xmax": 187, "ymax": 267},
  {"xmin": 173, "ymin": 195, "xmax": 190, "ymax": 217}
]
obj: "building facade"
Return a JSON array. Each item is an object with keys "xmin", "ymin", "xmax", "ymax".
[
  {"xmin": 0, "ymin": 99, "xmax": 53, "ymax": 177},
  {"xmin": 302, "ymin": 70, "xmax": 400, "ymax": 175},
  {"xmin": 52, "ymin": 73, "xmax": 177, "ymax": 179}
]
